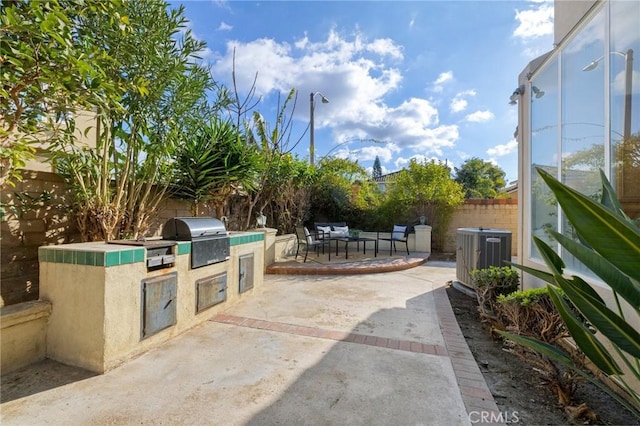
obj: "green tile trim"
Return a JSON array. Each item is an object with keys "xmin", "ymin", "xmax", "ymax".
[
  {"xmin": 133, "ymin": 248, "xmax": 145, "ymax": 263},
  {"xmin": 105, "ymin": 251, "xmax": 119, "ymax": 267},
  {"xmin": 177, "ymin": 242, "xmax": 191, "ymax": 255},
  {"xmin": 37, "ymin": 246, "xmax": 148, "ymax": 267},
  {"xmin": 85, "ymin": 251, "xmax": 95, "ymax": 266},
  {"xmin": 230, "ymin": 233, "xmax": 264, "ymax": 246},
  {"xmin": 120, "ymin": 250, "xmax": 133, "ymax": 264},
  {"xmin": 38, "ymin": 247, "xmax": 51, "ymax": 263}
]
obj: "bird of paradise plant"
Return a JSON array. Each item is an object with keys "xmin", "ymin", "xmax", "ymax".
[{"xmin": 498, "ymin": 167, "xmax": 640, "ymax": 420}]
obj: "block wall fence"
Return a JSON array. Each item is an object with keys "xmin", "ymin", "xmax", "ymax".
[{"xmin": 444, "ymin": 199, "xmax": 518, "ymax": 256}]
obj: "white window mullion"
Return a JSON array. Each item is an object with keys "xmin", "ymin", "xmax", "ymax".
[
  {"xmin": 604, "ymin": 1, "xmax": 611, "ymax": 180},
  {"xmin": 556, "ymin": 50, "xmax": 563, "ymax": 255}
]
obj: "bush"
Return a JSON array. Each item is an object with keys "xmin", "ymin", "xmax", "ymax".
[
  {"xmin": 497, "ymin": 287, "xmax": 568, "ymax": 344},
  {"xmin": 497, "ymin": 287, "xmax": 580, "ymax": 406},
  {"xmin": 471, "ymin": 266, "xmax": 519, "ymax": 327}
]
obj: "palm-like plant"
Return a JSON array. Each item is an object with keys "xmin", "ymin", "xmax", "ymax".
[
  {"xmin": 171, "ymin": 117, "xmax": 258, "ymax": 217},
  {"xmin": 499, "ymin": 167, "xmax": 640, "ymax": 419}
]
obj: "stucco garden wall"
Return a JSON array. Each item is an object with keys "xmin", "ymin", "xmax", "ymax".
[
  {"xmin": 1, "ymin": 171, "xmax": 81, "ymax": 307},
  {"xmin": 0, "ymin": 300, "xmax": 51, "ymax": 374}
]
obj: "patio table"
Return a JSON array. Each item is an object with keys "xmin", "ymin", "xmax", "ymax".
[{"xmin": 332, "ymin": 236, "xmax": 377, "ymax": 259}]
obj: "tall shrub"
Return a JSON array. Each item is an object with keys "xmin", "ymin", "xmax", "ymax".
[
  {"xmin": 171, "ymin": 117, "xmax": 259, "ymax": 217},
  {"xmin": 383, "ymin": 159, "xmax": 464, "ymax": 249},
  {"xmin": 309, "ymin": 157, "xmax": 380, "ymax": 228},
  {"xmin": 52, "ymin": 0, "xmax": 214, "ymax": 240}
]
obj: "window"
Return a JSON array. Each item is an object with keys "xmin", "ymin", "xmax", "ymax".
[
  {"xmin": 610, "ymin": 0, "xmax": 640, "ymax": 220},
  {"xmin": 527, "ymin": 1, "xmax": 639, "ymax": 276},
  {"xmin": 560, "ymin": 7, "xmax": 605, "ymax": 273},
  {"xmin": 530, "ymin": 57, "xmax": 559, "ymax": 258}
]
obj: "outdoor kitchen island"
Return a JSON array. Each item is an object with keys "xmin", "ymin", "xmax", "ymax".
[{"xmin": 38, "ymin": 226, "xmax": 265, "ymax": 374}]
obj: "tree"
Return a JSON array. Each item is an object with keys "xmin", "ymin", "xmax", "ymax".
[
  {"xmin": 384, "ymin": 159, "xmax": 464, "ymax": 250},
  {"xmin": 310, "ymin": 157, "xmax": 380, "ymax": 228},
  {"xmin": 454, "ymin": 157, "xmax": 506, "ymax": 199},
  {"xmin": 0, "ymin": 0, "xmax": 125, "ymax": 188},
  {"xmin": 53, "ymin": 0, "xmax": 216, "ymax": 240},
  {"xmin": 372, "ymin": 155, "xmax": 382, "ymax": 180}
]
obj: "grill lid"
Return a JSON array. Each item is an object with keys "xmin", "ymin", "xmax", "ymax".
[{"xmin": 163, "ymin": 217, "xmax": 228, "ymax": 241}]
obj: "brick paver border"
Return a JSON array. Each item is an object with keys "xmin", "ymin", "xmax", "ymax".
[
  {"xmin": 212, "ymin": 314, "xmax": 448, "ymax": 357},
  {"xmin": 433, "ymin": 286, "xmax": 504, "ymax": 424}
]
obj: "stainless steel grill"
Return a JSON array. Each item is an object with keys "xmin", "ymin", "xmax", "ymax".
[
  {"xmin": 107, "ymin": 239, "xmax": 176, "ymax": 271},
  {"xmin": 162, "ymin": 217, "xmax": 230, "ymax": 269}
]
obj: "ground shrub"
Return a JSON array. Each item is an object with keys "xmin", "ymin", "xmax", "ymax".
[
  {"xmin": 471, "ymin": 266, "xmax": 519, "ymax": 328},
  {"xmin": 497, "ymin": 287, "xmax": 582, "ymax": 406}
]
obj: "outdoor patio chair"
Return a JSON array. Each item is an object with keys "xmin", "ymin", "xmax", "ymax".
[
  {"xmin": 296, "ymin": 226, "xmax": 331, "ymax": 262},
  {"xmin": 377, "ymin": 224, "xmax": 410, "ymax": 256}
]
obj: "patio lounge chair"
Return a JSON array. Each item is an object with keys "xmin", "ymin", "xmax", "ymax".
[
  {"xmin": 296, "ymin": 226, "xmax": 331, "ymax": 262},
  {"xmin": 377, "ymin": 224, "xmax": 410, "ymax": 256}
]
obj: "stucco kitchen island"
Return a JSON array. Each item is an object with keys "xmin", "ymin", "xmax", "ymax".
[{"xmin": 38, "ymin": 231, "xmax": 264, "ymax": 373}]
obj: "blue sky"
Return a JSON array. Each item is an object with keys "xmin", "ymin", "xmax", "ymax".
[{"xmin": 175, "ymin": 0, "xmax": 554, "ymax": 183}]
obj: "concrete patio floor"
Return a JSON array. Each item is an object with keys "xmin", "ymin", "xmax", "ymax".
[{"xmin": 0, "ymin": 260, "xmax": 501, "ymax": 425}]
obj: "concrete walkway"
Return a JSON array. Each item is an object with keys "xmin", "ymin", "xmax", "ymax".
[{"xmin": 0, "ymin": 261, "xmax": 500, "ymax": 425}]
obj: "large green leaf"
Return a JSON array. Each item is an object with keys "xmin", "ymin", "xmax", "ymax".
[
  {"xmin": 552, "ymin": 230, "xmax": 640, "ymax": 310},
  {"xmin": 599, "ymin": 169, "xmax": 631, "ymax": 222},
  {"xmin": 533, "ymin": 236, "xmax": 565, "ymax": 275},
  {"xmin": 547, "ymin": 284, "xmax": 622, "ymax": 375},
  {"xmin": 569, "ymin": 275, "xmax": 606, "ymax": 307},
  {"xmin": 506, "ymin": 261, "xmax": 555, "ymax": 285},
  {"xmin": 556, "ymin": 278, "xmax": 640, "ymax": 359},
  {"xmin": 496, "ymin": 331, "xmax": 574, "ymax": 366},
  {"xmin": 497, "ymin": 331, "xmax": 640, "ymax": 419},
  {"xmin": 537, "ymin": 168, "xmax": 640, "ymax": 284}
]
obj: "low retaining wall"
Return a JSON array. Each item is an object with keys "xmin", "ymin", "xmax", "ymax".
[
  {"xmin": 0, "ymin": 300, "xmax": 51, "ymax": 374},
  {"xmin": 272, "ymin": 226, "xmax": 433, "ymax": 262}
]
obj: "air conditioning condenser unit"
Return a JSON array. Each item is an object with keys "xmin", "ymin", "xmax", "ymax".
[{"xmin": 455, "ymin": 228, "xmax": 512, "ymax": 288}]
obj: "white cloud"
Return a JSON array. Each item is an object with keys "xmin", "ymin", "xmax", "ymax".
[
  {"xmin": 450, "ymin": 89, "xmax": 476, "ymax": 113},
  {"xmin": 487, "ymin": 139, "xmax": 518, "ymax": 157},
  {"xmin": 211, "ymin": 30, "xmax": 458, "ymax": 157},
  {"xmin": 513, "ymin": 2, "xmax": 554, "ymax": 40},
  {"xmin": 432, "ymin": 71, "xmax": 454, "ymax": 93},
  {"xmin": 434, "ymin": 71, "xmax": 453, "ymax": 85},
  {"xmin": 366, "ymin": 38, "xmax": 404, "ymax": 60},
  {"xmin": 613, "ymin": 69, "xmax": 640, "ymax": 96},
  {"xmin": 465, "ymin": 110, "xmax": 495, "ymax": 123},
  {"xmin": 409, "ymin": 14, "xmax": 416, "ymax": 30},
  {"xmin": 450, "ymin": 98, "xmax": 467, "ymax": 113},
  {"xmin": 218, "ymin": 22, "xmax": 233, "ymax": 31},
  {"xmin": 457, "ymin": 150, "xmax": 471, "ymax": 161},
  {"xmin": 212, "ymin": 30, "xmax": 403, "ymax": 96},
  {"xmin": 331, "ymin": 98, "xmax": 457, "ymax": 156},
  {"xmin": 356, "ymin": 144, "xmax": 401, "ymax": 162},
  {"xmin": 324, "ymin": 142, "xmax": 400, "ymax": 163}
]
